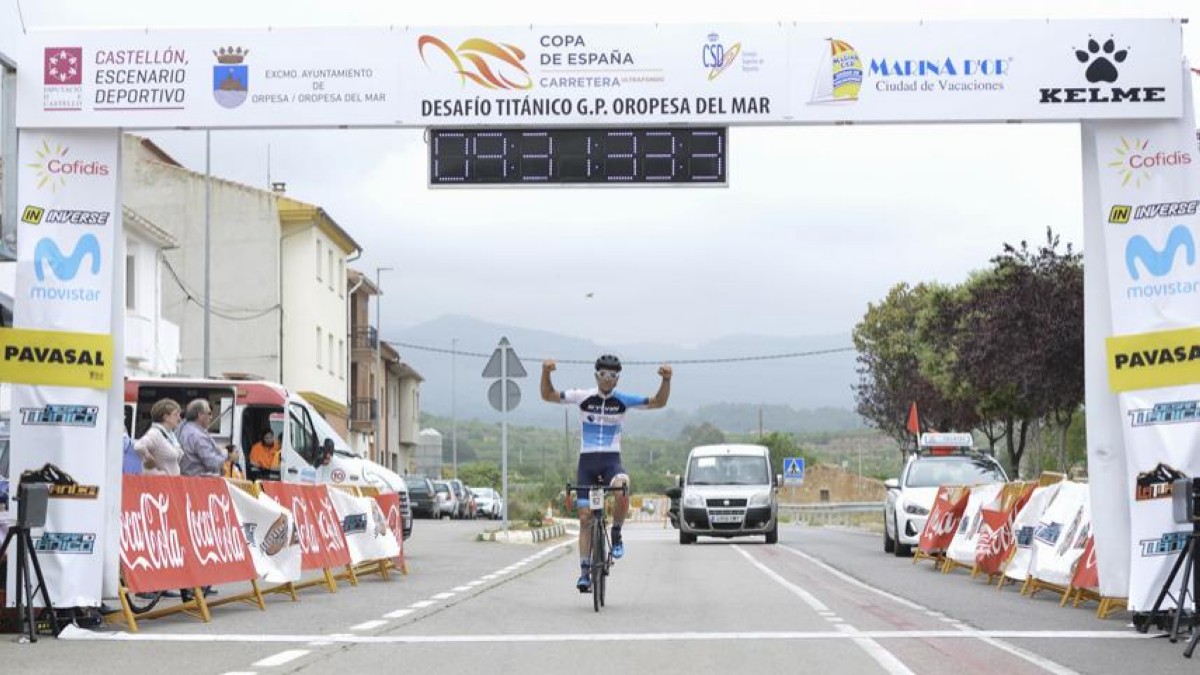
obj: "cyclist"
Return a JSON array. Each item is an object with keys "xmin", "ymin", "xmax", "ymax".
[{"xmin": 541, "ymin": 354, "xmax": 672, "ymax": 592}]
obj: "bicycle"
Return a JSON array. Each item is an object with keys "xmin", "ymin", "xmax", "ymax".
[{"xmin": 567, "ymin": 482, "xmax": 626, "ymax": 612}]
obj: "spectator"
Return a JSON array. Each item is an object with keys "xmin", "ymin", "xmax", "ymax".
[
  {"xmin": 178, "ymin": 399, "xmax": 238, "ymax": 478},
  {"xmin": 248, "ymin": 430, "xmax": 282, "ymax": 480},
  {"xmin": 134, "ymin": 398, "xmax": 184, "ymax": 476},
  {"xmin": 121, "ymin": 430, "xmax": 143, "ymax": 475}
]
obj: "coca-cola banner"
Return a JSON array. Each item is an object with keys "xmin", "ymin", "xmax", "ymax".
[
  {"xmin": 260, "ymin": 482, "xmax": 350, "ymax": 571},
  {"xmin": 975, "ymin": 483, "xmax": 1037, "ymax": 576},
  {"xmin": 120, "ymin": 475, "xmax": 257, "ymax": 592},
  {"xmin": 120, "ymin": 475, "xmax": 193, "ymax": 593},
  {"xmin": 1031, "ymin": 481, "xmax": 1092, "ymax": 588},
  {"xmin": 327, "ymin": 488, "xmax": 400, "ymax": 565},
  {"xmin": 976, "ymin": 507, "xmax": 1016, "ymax": 577},
  {"xmin": 372, "ymin": 492, "xmax": 405, "ymax": 567},
  {"xmin": 1072, "ymin": 536, "xmax": 1101, "ymax": 591},
  {"xmin": 1003, "ymin": 482, "xmax": 1063, "ymax": 584},
  {"xmin": 918, "ymin": 486, "xmax": 970, "ymax": 555},
  {"xmin": 226, "ymin": 484, "xmax": 301, "ymax": 584},
  {"xmin": 946, "ymin": 483, "xmax": 1004, "ymax": 568}
]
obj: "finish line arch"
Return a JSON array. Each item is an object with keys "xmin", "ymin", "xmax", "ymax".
[{"xmin": 1, "ymin": 18, "xmax": 1197, "ymax": 615}]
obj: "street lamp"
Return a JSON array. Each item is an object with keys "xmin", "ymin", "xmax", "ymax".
[{"xmin": 375, "ymin": 266, "xmax": 393, "ymax": 465}]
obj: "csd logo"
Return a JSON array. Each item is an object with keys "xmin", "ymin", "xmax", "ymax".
[
  {"xmin": 34, "ymin": 234, "xmax": 101, "ymax": 282},
  {"xmin": 1125, "ymin": 225, "xmax": 1194, "ymax": 280}
]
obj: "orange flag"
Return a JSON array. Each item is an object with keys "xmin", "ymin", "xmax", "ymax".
[{"xmin": 906, "ymin": 402, "xmax": 920, "ymax": 435}]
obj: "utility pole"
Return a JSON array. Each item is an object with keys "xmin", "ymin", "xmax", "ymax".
[
  {"xmin": 203, "ymin": 130, "xmax": 211, "ymax": 377},
  {"xmin": 374, "ymin": 266, "xmax": 393, "ymax": 464},
  {"xmin": 451, "ymin": 337, "xmax": 458, "ymax": 479}
]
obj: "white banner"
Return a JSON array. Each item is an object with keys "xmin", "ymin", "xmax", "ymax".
[
  {"xmin": 8, "ymin": 129, "xmax": 119, "ymax": 607},
  {"xmin": 1030, "ymin": 481, "xmax": 1092, "ymax": 587},
  {"xmin": 1004, "ymin": 483, "xmax": 1062, "ymax": 583},
  {"xmin": 946, "ymin": 483, "xmax": 1003, "ymax": 568},
  {"xmin": 226, "ymin": 485, "xmax": 301, "ymax": 584},
  {"xmin": 15, "ymin": 19, "xmax": 1183, "ymax": 129},
  {"xmin": 326, "ymin": 487, "xmax": 399, "ymax": 565},
  {"xmin": 1087, "ymin": 66, "xmax": 1200, "ymax": 611}
]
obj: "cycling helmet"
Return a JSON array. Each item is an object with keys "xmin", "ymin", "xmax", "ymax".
[{"xmin": 594, "ymin": 354, "xmax": 622, "ymax": 372}]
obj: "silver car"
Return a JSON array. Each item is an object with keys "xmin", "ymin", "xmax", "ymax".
[{"xmin": 470, "ymin": 486, "xmax": 503, "ymax": 519}]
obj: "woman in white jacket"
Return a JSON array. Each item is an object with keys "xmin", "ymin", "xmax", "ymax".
[{"xmin": 135, "ymin": 398, "xmax": 184, "ymax": 475}]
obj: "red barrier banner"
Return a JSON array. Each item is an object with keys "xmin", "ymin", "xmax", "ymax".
[
  {"xmin": 975, "ymin": 507, "xmax": 1015, "ymax": 576},
  {"xmin": 1071, "ymin": 535, "xmax": 1099, "ymax": 590},
  {"xmin": 260, "ymin": 482, "xmax": 350, "ymax": 571},
  {"xmin": 120, "ymin": 475, "xmax": 193, "ymax": 593},
  {"xmin": 179, "ymin": 477, "xmax": 257, "ymax": 585},
  {"xmin": 373, "ymin": 492, "xmax": 405, "ymax": 566},
  {"xmin": 918, "ymin": 486, "xmax": 970, "ymax": 555}
]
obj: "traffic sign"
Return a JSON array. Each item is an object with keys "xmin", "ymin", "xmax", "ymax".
[
  {"xmin": 482, "ymin": 337, "xmax": 527, "ymax": 378},
  {"xmin": 783, "ymin": 457, "xmax": 805, "ymax": 486},
  {"xmin": 487, "ymin": 379, "xmax": 521, "ymax": 412}
]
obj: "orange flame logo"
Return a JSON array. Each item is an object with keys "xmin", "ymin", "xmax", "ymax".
[{"xmin": 418, "ymin": 36, "xmax": 533, "ymax": 90}]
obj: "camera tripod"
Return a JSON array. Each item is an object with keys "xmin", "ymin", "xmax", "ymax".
[
  {"xmin": 1, "ymin": 521, "xmax": 54, "ymax": 642},
  {"xmin": 1141, "ymin": 526, "xmax": 1200, "ymax": 657}
]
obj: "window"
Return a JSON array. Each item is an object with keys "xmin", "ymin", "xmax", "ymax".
[
  {"xmin": 338, "ymin": 339, "xmax": 345, "ymax": 379},
  {"xmin": 125, "ymin": 254, "xmax": 136, "ymax": 311},
  {"xmin": 328, "ymin": 334, "xmax": 335, "ymax": 374},
  {"xmin": 315, "ymin": 240, "xmax": 322, "ymax": 282},
  {"xmin": 327, "ymin": 249, "xmax": 334, "ymax": 291},
  {"xmin": 338, "ymin": 259, "xmax": 345, "ymax": 297},
  {"xmin": 316, "ymin": 327, "xmax": 323, "ymax": 368}
]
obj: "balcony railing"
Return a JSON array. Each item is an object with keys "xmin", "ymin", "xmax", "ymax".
[
  {"xmin": 350, "ymin": 397, "xmax": 377, "ymax": 432},
  {"xmin": 351, "ymin": 326, "xmax": 378, "ymax": 350}
]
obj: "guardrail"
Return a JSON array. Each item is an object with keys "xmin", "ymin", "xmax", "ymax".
[{"xmin": 780, "ymin": 501, "xmax": 883, "ymax": 528}]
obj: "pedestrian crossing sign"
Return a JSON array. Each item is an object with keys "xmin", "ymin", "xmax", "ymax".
[{"xmin": 784, "ymin": 457, "xmax": 805, "ymax": 485}]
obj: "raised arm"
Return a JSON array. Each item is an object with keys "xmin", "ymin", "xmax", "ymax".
[
  {"xmin": 647, "ymin": 364, "xmax": 672, "ymax": 409},
  {"xmin": 540, "ymin": 359, "xmax": 561, "ymax": 402}
]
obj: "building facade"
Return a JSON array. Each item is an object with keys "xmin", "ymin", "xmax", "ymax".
[{"xmin": 122, "ymin": 206, "xmax": 181, "ymax": 377}]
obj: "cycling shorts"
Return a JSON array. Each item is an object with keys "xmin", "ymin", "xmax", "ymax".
[{"xmin": 576, "ymin": 452, "xmax": 627, "ymax": 508}]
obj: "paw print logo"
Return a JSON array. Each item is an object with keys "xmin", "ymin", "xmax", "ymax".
[{"xmin": 1075, "ymin": 36, "xmax": 1128, "ymax": 84}]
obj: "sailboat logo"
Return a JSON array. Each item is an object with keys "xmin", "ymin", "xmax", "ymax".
[{"xmin": 810, "ymin": 38, "xmax": 863, "ymax": 104}]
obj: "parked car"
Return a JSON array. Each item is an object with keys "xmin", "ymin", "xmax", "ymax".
[
  {"xmin": 883, "ymin": 433, "xmax": 1009, "ymax": 557},
  {"xmin": 470, "ymin": 487, "xmax": 503, "ymax": 519},
  {"xmin": 406, "ymin": 475, "xmax": 438, "ymax": 519},
  {"xmin": 448, "ymin": 479, "xmax": 473, "ymax": 519},
  {"xmin": 433, "ymin": 480, "xmax": 459, "ymax": 519}
]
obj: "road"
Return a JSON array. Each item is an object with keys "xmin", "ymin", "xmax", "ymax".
[{"xmin": 2, "ymin": 519, "xmax": 1196, "ymax": 674}]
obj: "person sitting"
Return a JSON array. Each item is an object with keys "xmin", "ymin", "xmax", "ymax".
[{"xmin": 248, "ymin": 430, "xmax": 282, "ymax": 481}]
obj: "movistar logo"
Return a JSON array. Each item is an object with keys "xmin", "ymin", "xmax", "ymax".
[
  {"xmin": 1125, "ymin": 226, "xmax": 1194, "ymax": 280},
  {"xmin": 34, "ymin": 234, "xmax": 101, "ymax": 282}
]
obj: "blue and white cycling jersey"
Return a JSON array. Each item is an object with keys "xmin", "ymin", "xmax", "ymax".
[{"xmin": 560, "ymin": 388, "xmax": 650, "ymax": 454}]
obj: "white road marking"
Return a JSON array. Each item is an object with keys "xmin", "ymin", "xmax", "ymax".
[
  {"xmin": 384, "ymin": 609, "xmax": 414, "ymax": 619},
  {"xmin": 734, "ymin": 545, "xmax": 913, "ymax": 674},
  {"xmin": 349, "ymin": 620, "xmax": 389, "ymax": 631},
  {"xmin": 452, "ymin": 586, "xmax": 472, "ymax": 592},
  {"xmin": 251, "ymin": 650, "xmax": 309, "ymax": 667},
  {"xmin": 466, "ymin": 580, "xmax": 484, "ymax": 587},
  {"xmin": 410, "ymin": 600, "xmax": 435, "ymax": 608},
  {"xmin": 779, "ymin": 545, "xmax": 1080, "ymax": 675},
  {"xmin": 482, "ymin": 574, "xmax": 499, "ymax": 580},
  {"xmin": 432, "ymin": 592, "xmax": 455, "ymax": 600},
  {"xmin": 61, "ymin": 630, "xmax": 1153, "ymax": 644}
]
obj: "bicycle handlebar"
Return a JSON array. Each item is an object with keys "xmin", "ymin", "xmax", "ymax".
[{"xmin": 565, "ymin": 483, "xmax": 628, "ymax": 495}]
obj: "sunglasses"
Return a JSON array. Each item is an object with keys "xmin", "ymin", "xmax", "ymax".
[{"xmin": 595, "ymin": 370, "xmax": 620, "ymax": 381}]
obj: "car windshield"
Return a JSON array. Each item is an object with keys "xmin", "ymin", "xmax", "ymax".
[
  {"xmin": 905, "ymin": 457, "xmax": 1006, "ymax": 488},
  {"xmin": 687, "ymin": 455, "xmax": 769, "ymax": 486}
]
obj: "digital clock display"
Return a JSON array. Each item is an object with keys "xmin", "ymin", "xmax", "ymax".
[{"xmin": 429, "ymin": 127, "xmax": 727, "ymax": 186}]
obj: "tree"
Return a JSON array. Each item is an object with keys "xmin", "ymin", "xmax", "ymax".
[
  {"xmin": 679, "ymin": 422, "xmax": 726, "ymax": 448},
  {"xmin": 457, "ymin": 461, "xmax": 501, "ymax": 489},
  {"xmin": 852, "ymin": 282, "xmax": 964, "ymax": 461}
]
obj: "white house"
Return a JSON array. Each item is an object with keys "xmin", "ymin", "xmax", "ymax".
[{"xmin": 122, "ymin": 206, "xmax": 180, "ymax": 377}]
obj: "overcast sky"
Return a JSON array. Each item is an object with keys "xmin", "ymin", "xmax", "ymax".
[{"xmin": 12, "ymin": 0, "xmax": 1200, "ymax": 350}]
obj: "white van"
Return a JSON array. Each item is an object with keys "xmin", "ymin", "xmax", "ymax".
[
  {"xmin": 124, "ymin": 377, "xmax": 412, "ymax": 540},
  {"xmin": 676, "ymin": 444, "xmax": 781, "ymax": 545}
]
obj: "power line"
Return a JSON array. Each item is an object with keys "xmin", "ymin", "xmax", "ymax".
[{"xmin": 386, "ymin": 340, "xmax": 854, "ymax": 365}]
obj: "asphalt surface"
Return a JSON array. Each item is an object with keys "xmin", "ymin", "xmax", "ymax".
[{"xmin": 3, "ymin": 518, "xmax": 1198, "ymax": 674}]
